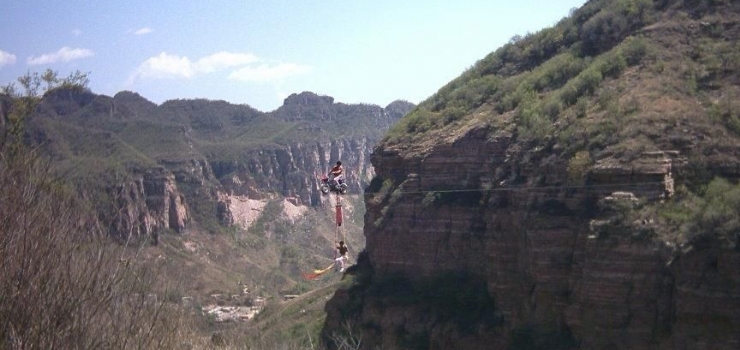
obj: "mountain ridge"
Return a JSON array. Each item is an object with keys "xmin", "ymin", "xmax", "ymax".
[{"xmin": 9, "ymin": 86, "xmax": 414, "ymax": 300}]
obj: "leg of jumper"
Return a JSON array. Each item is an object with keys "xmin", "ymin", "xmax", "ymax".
[
  {"xmin": 334, "ymin": 255, "xmax": 347, "ymax": 271},
  {"xmin": 332, "ymin": 174, "xmax": 344, "ymax": 185}
]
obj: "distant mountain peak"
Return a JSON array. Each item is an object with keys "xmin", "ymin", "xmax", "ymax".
[
  {"xmin": 282, "ymin": 92, "xmax": 334, "ymax": 107},
  {"xmin": 114, "ymin": 90, "xmax": 157, "ymax": 108}
]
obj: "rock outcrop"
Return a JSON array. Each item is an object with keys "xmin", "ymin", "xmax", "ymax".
[
  {"xmin": 110, "ymin": 168, "xmax": 190, "ymax": 238},
  {"xmin": 212, "ymin": 138, "xmax": 376, "ymax": 206},
  {"xmin": 325, "ymin": 120, "xmax": 740, "ymax": 349}
]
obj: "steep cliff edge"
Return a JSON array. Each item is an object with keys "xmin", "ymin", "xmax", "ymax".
[
  {"xmin": 109, "ymin": 168, "xmax": 189, "ymax": 237},
  {"xmin": 324, "ymin": 0, "xmax": 740, "ymax": 349}
]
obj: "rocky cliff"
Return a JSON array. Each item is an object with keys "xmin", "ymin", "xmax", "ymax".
[
  {"xmin": 210, "ymin": 137, "xmax": 375, "ymax": 206},
  {"xmin": 109, "ymin": 168, "xmax": 190, "ymax": 237},
  {"xmin": 334, "ymin": 128, "xmax": 739, "ymax": 349},
  {"xmin": 23, "ymin": 89, "xmax": 414, "ymax": 238},
  {"xmin": 324, "ymin": 0, "xmax": 740, "ymax": 348}
]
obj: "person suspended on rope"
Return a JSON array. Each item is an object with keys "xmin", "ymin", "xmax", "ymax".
[
  {"xmin": 328, "ymin": 161, "xmax": 344, "ymax": 187},
  {"xmin": 335, "ymin": 240, "xmax": 348, "ymax": 272}
]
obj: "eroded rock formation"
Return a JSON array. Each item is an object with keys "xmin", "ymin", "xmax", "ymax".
[{"xmin": 110, "ymin": 168, "xmax": 190, "ymax": 237}]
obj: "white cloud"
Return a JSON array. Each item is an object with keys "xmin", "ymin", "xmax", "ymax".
[
  {"xmin": 27, "ymin": 47, "xmax": 94, "ymax": 65},
  {"xmin": 0, "ymin": 50, "xmax": 17, "ymax": 67},
  {"xmin": 194, "ymin": 52, "xmax": 259, "ymax": 73},
  {"xmin": 130, "ymin": 52, "xmax": 195, "ymax": 80},
  {"xmin": 135, "ymin": 27, "xmax": 153, "ymax": 35},
  {"xmin": 229, "ymin": 63, "xmax": 310, "ymax": 82},
  {"xmin": 128, "ymin": 51, "xmax": 309, "ymax": 85}
]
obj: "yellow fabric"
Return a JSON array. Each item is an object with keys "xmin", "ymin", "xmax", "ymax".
[{"xmin": 313, "ymin": 264, "xmax": 334, "ymax": 275}]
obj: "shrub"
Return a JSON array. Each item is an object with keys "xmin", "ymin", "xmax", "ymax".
[
  {"xmin": 560, "ymin": 66, "xmax": 604, "ymax": 106},
  {"xmin": 533, "ymin": 53, "xmax": 587, "ymax": 92},
  {"xmin": 621, "ymin": 36, "xmax": 649, "ymax": 65},
  {"xmin": 600, "ymin": 49, "xmax": 628, "ymax": 77},
  {"xmin": 575, "ymin": 96, "xmax": 590, "ymax": 118},
  {"xmin": 422, "ymin": 191, "xmax": 441, "ymax": 207},
  {"xmin": 0, "ymin": 72, "xmax": 191, "ymax": 349},
  {"xmin": 659, "ymin": 178, "xmax": 740, "ymax": 246},
  {"xmin": 542, "ymin": 98, "xmax": 563, "ymax": 119},
  {"xmin": 0, "ymin": 140, "xmax": 187, "ymax": 350},
  {"xmin": 580, "ymin": 0, "xmax": 653, "ymax": 55},
  {"xmin": 581, "ymin": 8, "xmax": 630, "ymax": 54},
  {"xmin": 725, "ymin": 114, "xmax": 740, "ymax": 135},
  {"xmin": 567, "ymin": 151, "xmax": 592, "ymax": 183},
  {"xmin": 517, "ymin": 97, "xmax": 555, "ymax": 141},
  {"xmin": 580, "ymin": 67, "xmax": 605, "ymax": 93},
  {"xmin": 683, "ymin": 178, "xmax": 740, "ymax": 244},
  {"xmin": 400, "ymin": 109, "xmax": 438, "ymax": 135},
  {"xmin": 447, "ymin": 75, "xmax": 502, "ymax": 111},
  {"xmin": 623, "ymin": 95, "xmax": 641, "ymax": 115}
]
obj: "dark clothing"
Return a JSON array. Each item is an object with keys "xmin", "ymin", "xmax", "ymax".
[{"xmin": 337, "ymin": 245, "xmax": 348, "ymax": 256}]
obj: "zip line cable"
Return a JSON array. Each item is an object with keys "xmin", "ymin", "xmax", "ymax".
[
  {"xmin": 308, "ymin": 174, "xmax": 667, "ymax": 280},
  {"xmin": 390, "ymin": 180, "xmax": 670, "ymax": 195}
]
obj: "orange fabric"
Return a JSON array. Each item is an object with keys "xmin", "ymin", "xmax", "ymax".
[{"xmin": 302, "ymin": 263, "xmax": 334, "ymax": 280}]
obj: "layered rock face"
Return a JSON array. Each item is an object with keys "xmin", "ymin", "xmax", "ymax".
[
  {"xmin": 211, "ymin": 138, "xmax": 374, "ymax": 205},
  {"xmin": 110, "ymin": 168, "xmax": 190, "ymax": 238},
  {"xmin": 107, "ymin": 136, "xmax": 391, "ymax": 238},
  {"xmin": 325, "ymin": 122, "xmax": 740, "ymax": 349}
]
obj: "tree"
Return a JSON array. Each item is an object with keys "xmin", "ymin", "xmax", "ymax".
[
  {"xmin": 0, "ymin": 70, "xmax": 188, "ymax": 350},
  {"xmin": 1, "ymin": 69, "xmax": 90, "ymax": 155}
]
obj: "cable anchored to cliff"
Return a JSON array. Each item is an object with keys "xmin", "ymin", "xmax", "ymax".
[{"xmin": 395, "ymin": 181, "xmax": 669, "ymax": 194}]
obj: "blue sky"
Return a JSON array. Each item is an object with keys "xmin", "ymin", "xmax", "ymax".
[{"xmin": 1, "ymin": 0, "xmax": 587, "ymax": 112}]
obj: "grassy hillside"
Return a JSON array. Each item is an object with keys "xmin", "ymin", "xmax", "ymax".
[
  {"xmin": 373, "ymin": 0, "xmax": 740, "ymax": 267},
  {"xmin": 385, "ymin": 0, "xmax": 740, "ymax": 165}
]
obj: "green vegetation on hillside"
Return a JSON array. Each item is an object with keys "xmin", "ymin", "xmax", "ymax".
[
  {"xmin": 386, "ymin": 0, "xmax": 654, "ymax": 144},
  {"xmin": 384, "ymin": 0, "xmax": 740, "ymax": 167},
  {"xmin": 655, "ymin": 178, "xmax": 740, "ymax": 246},
  {"xmin": 589, "ymin": 176, "xmax": 740, "ymax": 249}
]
